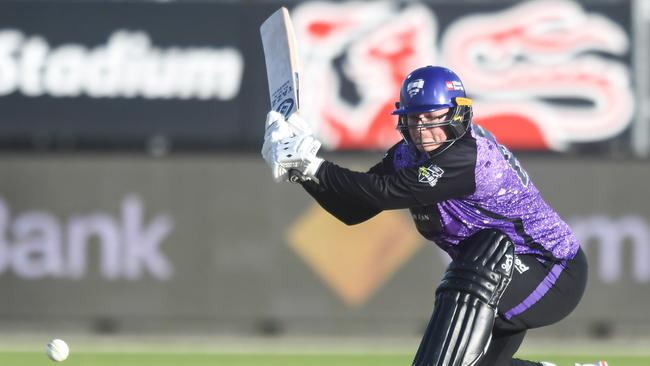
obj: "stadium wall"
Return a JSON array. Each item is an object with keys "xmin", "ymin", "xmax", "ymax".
[{"xmin": 0, "ymin": 155, "xmax": 648, "ymax": 339}]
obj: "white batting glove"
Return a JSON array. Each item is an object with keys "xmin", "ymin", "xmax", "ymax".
[
  {"xmin": 274, "ymin": 133, "xmax": 324, "ymax": 182},
  {"xmin": 261, "ymin": 111, "xmax": 293, "ymax": 182},
  {"xmin": 286, "ymin": 113, "xmax": 313, "ymax": 136}
]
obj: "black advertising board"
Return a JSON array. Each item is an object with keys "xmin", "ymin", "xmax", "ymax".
[
  {"xmin": 0, "ymin": 0, "xmax": 638, "ymax": 154},
  {"xmin": 0, "ymin": 1, "xmax": 274, "ymax": 151}
]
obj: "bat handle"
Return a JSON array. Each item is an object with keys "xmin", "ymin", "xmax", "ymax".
[{"xmin": 288, "ymin": 169, "xmax": 302, "ymax": 183}]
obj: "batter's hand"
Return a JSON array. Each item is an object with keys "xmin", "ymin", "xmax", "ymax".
[
  {"xmin": 285, "ymin": 112, "xmax": 313, "ymax": 136},
  {"xmin": 274, "ymin": 133, "xmax": 324, "ymax": 183},
  {"xmin": 261, "ymin": 111, "xmax": 293, "ymax": 182}
]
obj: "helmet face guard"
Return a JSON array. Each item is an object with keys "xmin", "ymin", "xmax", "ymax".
[
  {"xmin": 392, "ymin": 66, "xmax": 473, "ymax": 154},
  {"xmin": 395, "ymin": 98, "xmax": 473, "ymax": 149}
]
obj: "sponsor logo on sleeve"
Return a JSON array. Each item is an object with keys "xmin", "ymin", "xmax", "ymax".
[{"xmin": 418, "ymin": 164, "xmax": 444, "ymax": 187}]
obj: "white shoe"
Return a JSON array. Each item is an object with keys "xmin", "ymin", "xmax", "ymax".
[
  {"xmin": 540, "ymin": 363, "xmax": 557, "ymax": 366},
  {"xmin": 575, "ymin": 361, "xmax": 608, "ymax": 366}
]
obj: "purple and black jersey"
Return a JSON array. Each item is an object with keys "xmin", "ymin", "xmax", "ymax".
[{"xmin": 301, "ymin": 124, "xmax": 579, "ymax": 261}]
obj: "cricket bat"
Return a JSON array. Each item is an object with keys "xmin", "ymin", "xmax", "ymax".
[
  {"xmin": 260, "ymin": 7, "xmax": 300, "ymax": 119},
  {"xmin": 260, "ymin": 7, "xmax": 302, "ymax": 182}
]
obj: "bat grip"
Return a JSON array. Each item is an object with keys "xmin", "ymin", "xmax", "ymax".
[{"xmin": 288, "ymin": 169, "xmax": 302, "ymax": 183}]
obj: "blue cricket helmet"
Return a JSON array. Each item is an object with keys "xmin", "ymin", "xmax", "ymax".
[
  {"xmin": 392, "ymin": 66, "xmax": 467, "ymax": 115},
  {"xmin": 392, "ymin": 66, "xmax": 473, "ymax": 152}
]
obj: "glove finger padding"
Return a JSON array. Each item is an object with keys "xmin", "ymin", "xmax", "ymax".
[
  {"xmin": 270, "ymin": 162, "xmax": 288, "ymax": 183},
  {"xmin": 265, "ymin": 110, "xmax": 285, "ymax": 129},
  {"xmin": 263, "ymin": 142, "xmax": 288, "ymax": 182},
  {"xmin": 276, "ymin": 135, "xmax": 321, "ymax": 166},
  {"xmin": 262, "ymin": 111, "xmax": 296, "ymax": 183},
  {"xmin": 262, "ymin": 112, "xmax": 306, "ymax": 160},
  {"xmin": 264, "ymin": 112, "xmax": 293, "ymax": 145},
  {"xmin": 286, "ymin": 113, "xmax": 313, "ymax": 136},
  {"xmin": 274, "ymin": 134, "xmax": 324, "ymax": 181},
  {"xmin": 262, "ymin": 111, "xmax": 323, "ymax": 183}
]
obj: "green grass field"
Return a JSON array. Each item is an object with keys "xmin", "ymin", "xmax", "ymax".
[{"xmin": 1, "ymin": 351, "xmax": 647, "ymax": 366}]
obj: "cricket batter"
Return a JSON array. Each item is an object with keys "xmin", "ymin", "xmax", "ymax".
[{"xmin": 262, "ymin": 66, "xmax": 605, "ymax": 366}]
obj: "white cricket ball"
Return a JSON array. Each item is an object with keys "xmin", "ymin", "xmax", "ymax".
[{"xmin": 46, "ymin": 339, "xmax": 70, "ymax": 362}]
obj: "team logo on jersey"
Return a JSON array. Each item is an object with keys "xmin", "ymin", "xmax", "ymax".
[
  {"xmin": 407, "ymin": 79, "xmax": 425, "ymax": 97},
  {"xmin": 418, "ymin": 164, "xmax": 444, "ymax": 187}
]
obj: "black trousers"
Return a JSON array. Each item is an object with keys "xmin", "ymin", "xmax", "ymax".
[{"xmin": 476, "ymin": 248, "xmax": 588, "ymax": 366}]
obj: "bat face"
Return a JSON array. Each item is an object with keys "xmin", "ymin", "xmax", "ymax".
[
  {"xmin": 271, "ymin": 79, "xmax": 298, "ymax": 119},
  {"xmin": 260, "ymin": 7, "xmax": 303, "ymax": 183},
  {"xmin": 260, "ymin": 7, "xmax": 300, "ymax": 119}
]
